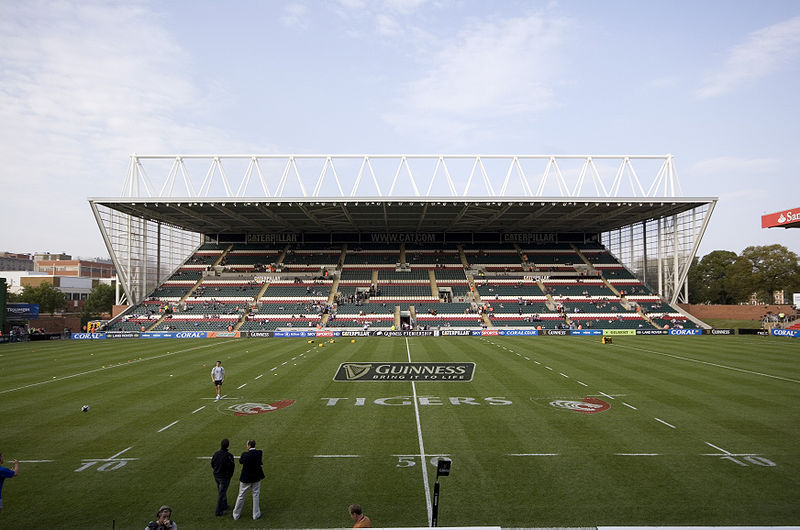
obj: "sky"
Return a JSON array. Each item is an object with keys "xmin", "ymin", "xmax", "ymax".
[{"xmin": 0, "ymin": 0, "xmax": 798, "ymax": 260}]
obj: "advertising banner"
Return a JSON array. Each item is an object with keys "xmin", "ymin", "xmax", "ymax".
[
  {"xmin": 273, "ymin": 330, "xmax": 316, "ymax": 338},
  {"xmin": 499, "ymin": 329, "xmax": 539, "ymax": 336},
  {"xmin": 570, "ymin": 329, "xmax": 602, "ymax": 336},
  {"xmin": 706, "ymin": 329, "xmax": 735, "ymax": 335},
  {"xmin": 71, "ymin": 332, "xmax": 106, "ymax": 340},
  {"xmin": 440, "ymin": 329, "xmax": 475, "ymax": 336},
  {"xmin": 602, "ymin": 329, "xmax": 636, "ymax": 336},
  {"xmin": 668, "ymin": 329, "xmax": 703, "ymax": 336},
  {"xmin": 543, "ymin": 329, "xmax": 570, "ymax": 336},
  {"xmin": 761, "ymin": 207, "xmax": 800, "ymax": 228},
  {"xmin": 248, "ymin": 331, "xmax": 273, "ymax": 338},
  {"xmin": 334, "ymin": 362, "xmax": 476, "ymax": 382},
  {"xmin": 340, "ymin": 330, "xmax": 372, "ymax": 337},
  {"xmin": 6, "ymin": 303, "xmax": 39, "ymax": 320},
  {"xmin": 738, "ymin": 328, "xmax": 770, "ymax": 336},
  {"xmin": 207, "ymin": 331, "xmax": 241, "ymax": 338},
  {"xmin": 106, "ymin": 332, "xmax": 141, "ymax": 339},
  {"xmin": 636, "ymin": 329, "xmax": 668, "ymax": 335},
  {"xmin": 771, "ymin": 328, "xmax": 799, "ymax": 338},
  {"xmin": 140, "ymin": 331, "xmax": 208, "ymax": 339},
  {"xmin": 375, "ymin": 330, "xmax": 436, "ymax": 337}
]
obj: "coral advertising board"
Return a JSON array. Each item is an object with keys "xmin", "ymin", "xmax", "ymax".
[{"xmin": 761, "ymin": 206, "xmax": 800, "ymax": 228}]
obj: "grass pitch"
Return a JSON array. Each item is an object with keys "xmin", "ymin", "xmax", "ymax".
[{"xmin": 0, "ymin": 335, "xmax": 798, "ymax": 528}]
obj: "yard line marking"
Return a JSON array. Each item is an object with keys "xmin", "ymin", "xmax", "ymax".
[
  {"xmin": 107, "ymin": 447, "xmax": 133, "ymax": 460},
  {"xmin": 618, "ymin": 344, "xmax": 800, "ymax": 384},
  {"xmin": 524, "ymin": 356, "xmax": 531, "ymax": 360},
  {"xmin": 654, "ymin": 417, "xmax": 676, "ymax": 429},
  {"xmin": 615, "ymin": 453, "xmax": 660, "ymax": 456},
  {"xmin": 598, "ymin": 391, "xmax": 615, "ymax": 400},
  {"xmin": 545, "ymin": 366, "xmax": 553, "ymax": 371},
  {"xmin": 158, "ymin": 421, "xmax": 179, "ymax": 433},
  {"xmin": 576, "ymin": 380, "xmax": 588, "ymax": 387},
  {"xmin": 559, "ymin": 372, "xmax": 569, "ymax": 378},
  {"xmin": 237, "ymin": 383, "xmax": 247, "ymax": 389},
  {"xmin": 281, "ymin": 361, "xmax": 287, "ymax": 365},
  {"xmin": 313, "ymin": 454, "xmax": 361, "ymax": 458},
  {"xmin": 255, "ymin": 374, "xmax": 263, "ymax": 380},
  {"xmin": 405, "ymin": 337, "xmax": 433, "ymax": 527},
  {"xmin": 19, "ymin": 459, "xmax": 55, "ymax": 463},
  {"xmin": 705, "ymin": 442, "xmax": 732, "ymax": 455},
  {"xmin": 196, "ymin": 456, "xmax": 212, "ymax": 459},
  {"xmin": 270, "ymin": 367, "xmax": 277, "ymax": 371},
  {"xmin": 622, "ymin": 402, "xmax": 638, "ymax": 410},
  {"xmin": 534, "ymin": 361, "xmax": 541, "ymax": 365},
  {"xmin": 191, "ymin": 406, "xmax": 205, "ymax": 414},
  {"xmin": 0, "ymin": 340, "xmax": 236, "ymax": 395},
  {"xmin": 507, "ymin": 453, "xmax": 559, "ymax": 456}
]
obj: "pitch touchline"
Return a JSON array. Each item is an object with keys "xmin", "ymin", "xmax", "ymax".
[
  {"xmin": 0, "ymin": 340, "xmax": 237, "ymax": 395},
  {"xmin": 617, "ymin": 344, "xmax": 800, "ymax": 384},
  {"xmin": 405, "ymin": 337, "xmax": 433, "ymax": 527}
]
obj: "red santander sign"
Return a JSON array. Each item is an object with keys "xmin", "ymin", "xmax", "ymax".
[{"xmin": 762, "ymin": 207, "xmax": 800, "ymax": 228}]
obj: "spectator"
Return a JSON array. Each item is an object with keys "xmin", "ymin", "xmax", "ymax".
[
  {"xmin": 146, "ymin": 505, "xmax": 177, "ymax": 530},
  {"xmin": 349, "ymin": 503, "xmax": 372, "ymax": 528},
  {"xmin": 232, "ymin": 440, "xmax": 265, "ymax": 521},
  {"xmin": 211, "ymin": 438, "xmax": 235, "ymax": 516}
]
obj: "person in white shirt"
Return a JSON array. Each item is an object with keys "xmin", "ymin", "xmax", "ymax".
[{"xmin": 211, "ymin": 361, "xmax": 225, "ymax": 401}]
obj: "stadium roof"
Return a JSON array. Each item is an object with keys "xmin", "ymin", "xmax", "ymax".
[{"xmin": 88, "ymin": 196, "xmax": 714, "ymax": 235}]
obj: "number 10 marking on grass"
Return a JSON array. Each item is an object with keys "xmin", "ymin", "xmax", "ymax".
[{"xmin": 704, "ymin": 442, "xmax": 776, "ymax": 467}]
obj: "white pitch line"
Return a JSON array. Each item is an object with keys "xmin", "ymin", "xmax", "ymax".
[
  {"xmin": 281, "ymin": 361, "xmax": 287, "ymax": 365},
  {"xmin": 270, "ymin": 367, "xmax": 277, "ymax": 371},
  {"xmin": 598, "ymin": 391, "xmax": 615, "ymax": 400},
  {"xmin": 313, "ymin": 454, "xmax": 361, "ymax": 458},
  {"xmin": 237, "ymin": 383, "xmax": 247, "ymax": 389},
  {"xmin": 534, "ymin": 361, "xmax": 541, "ymax": 365},
  {"xmin": 196, "ymin": 456, "xmax": 212, "ymax": 459},
  {"xmin": 622, "ymin": 402, "xmax": 637, "ymax": 410},
  {"xmin": 0, "ymin": 340, "xmax": 236, "ymax": 395},
  {"xmin": 507, "ymin": 453, "xmax": 559, "ymax": 456},
  {"xmin": 191, "ymin": 406, "xmax": 205, "ymax": 414},
  {"xmin": 618, "ymin": 344, "xmax": 800, "ymax": 384},
  {"xmin": 705, "ymin": 442, "xmax": 732, "ymax": 455},
  {"xmin": 158, "ymin": 420, "xmax": 179, "ymax": 433},
  {"xmin": 576, "ymin": 380, "xmax": 588, "ymax": 387},
  {"xmin": 654, "ymin": 417, "xmax": 676, "ymax": 429},
  {"xmin": 107, "ymin": 446, "xmax": 133, "ymax": 460},
  {"xmin": 545, "ymin": 366, "xmax": 553, "ymax": 371},
  {"xmin": 19, "ymin": 460, "xmax": 55, "ymax": 463},
  {"xmin": 255, "ymin": 374, "xmax": 263, "ymax": 380},
  {"xmin": 405, "ymin": 337, "xmax": 432, "ymax": 527},
  {"xmin": 560, "ymin": 372, "xmax": 569, "ymax": 378},
  {"xmin": 524, "ymin": 356, "xmax": 531, "ymax": 361},
  {"xmin": 615, "ymin": 453, "xmax": 660, "ymax": 456}
]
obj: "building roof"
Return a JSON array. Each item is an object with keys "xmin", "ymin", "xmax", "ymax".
[{"xmin": 88, "ymin": 196, "xmax": 714, "ymax": 235}]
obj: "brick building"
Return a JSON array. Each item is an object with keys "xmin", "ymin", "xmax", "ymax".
[{"xmin": 0, "ymin": 252, "xmax": 34, "ymax": 271}]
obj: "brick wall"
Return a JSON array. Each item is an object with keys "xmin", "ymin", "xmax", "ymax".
[{"xmin": 678, "ymin": 304, "xmax": 796, "ymax": 321}]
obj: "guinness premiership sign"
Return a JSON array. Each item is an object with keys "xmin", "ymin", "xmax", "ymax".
[{"xmin": 334, "ymin": 362, "xmax": 475, "ymax": 382}]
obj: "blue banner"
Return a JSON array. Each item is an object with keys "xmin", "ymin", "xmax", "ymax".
[
  {"xmin": 71, "ymin": 332, "xmax": 106, "ymax": 340},
  {"xmin": 668, "ymin": 328, "xmax": 703, "ymax": 335},
  {"xmin": 6, "ymin": 303, "xmax": 39, "ymax": 320},
  {"xmin": 140, "ymin": 331, "xmax": 208, "ymax": 339},
  {"xmin": 771, "ymin": 328, "xmax": 798, "ymax": 338},
  {"xmin": 570, "ymin": 329, "xmax": 602, "ymax": 336},
  {"xmin": 498, "ymin": 329, "xmax": 539, "ymax": 336}
]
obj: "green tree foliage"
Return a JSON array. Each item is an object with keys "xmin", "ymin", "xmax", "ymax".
[
  {"xmin": 82, "ymin": 282, "xmax": 115, "ymax": 318},
  {"xmin": 687, "ymin": 250, "xmax": 739, "ymax": 303},
  {"xmin": 739, "ymin": 244, "xmax": 800, "ymax": 303},
  {"xmin": 18, "ymin": 282, "xmax": 68, "ymax": 314},
  {"xmin": 689, "ymin": 245, "xmax": 800, "ymax": 304}
]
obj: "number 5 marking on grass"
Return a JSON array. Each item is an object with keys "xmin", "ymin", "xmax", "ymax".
[{"xmin": 397, "ymin": 456, "xmax": 416, "ymax": 467}]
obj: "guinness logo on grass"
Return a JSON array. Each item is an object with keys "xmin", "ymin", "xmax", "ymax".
[{"xmin": 334, "ymin": 362, "xmax": 475, "ymax": 382}]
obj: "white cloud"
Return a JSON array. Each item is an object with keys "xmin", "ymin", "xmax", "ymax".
[
  {"xmin": 382, "ymin": 13, "xmax": 569, "ymax": 142},
  {"xmin": 0, "ymin": 1, "xmax": 254, "ymax": 256},
  {"xmin": 281, "ymin": 3, "xmax": 310, "ymax": 30},
  {"xmin": 697, "ymin": 16, "xmax": 800, "ymax": 98}
]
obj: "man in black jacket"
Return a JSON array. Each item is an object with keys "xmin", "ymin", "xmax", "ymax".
[
  {"xmin": 211, "ymin": 438, "xmax": 235, "ymax": 516},
  {"xmin": 232, "ymin": 439, "xmax": 266, "ymax": 521}
]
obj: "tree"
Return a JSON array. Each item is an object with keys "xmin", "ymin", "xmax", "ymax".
[
  {"xmin": 739, "ymin": 244, "xmax": 800, "ymax": 303},
  {"xmin": 687, "ymin": 250, "xmax": 739, "ymax": 303},
  {"xmin": 82, "ymin": 283, "xmax": 115, "ymax": 318},
  {"xmin": 17, "ymin": 282, "xmax": 68, "ymax": 314}
]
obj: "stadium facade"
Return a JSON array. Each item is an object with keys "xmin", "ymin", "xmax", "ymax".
[{"xmin": 89, "ymin": 154, "xmax": 715, "ymax": 317}]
